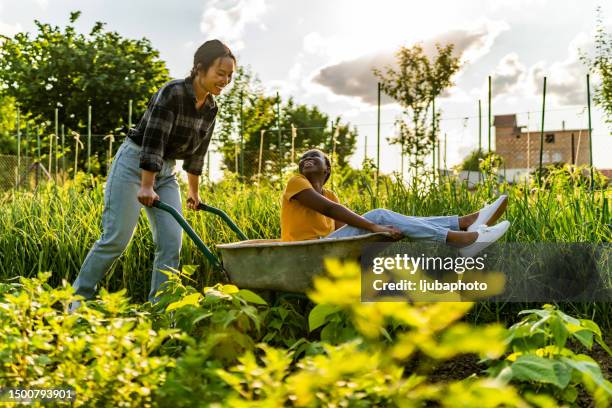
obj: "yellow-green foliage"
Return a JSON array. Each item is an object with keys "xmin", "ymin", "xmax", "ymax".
[
  {"xmin": 0, "ymin": 273, "xmax": 177, "ymax": 407},
  {"xmin": 1, "ymin": 261, "xmax": 610, "ymax": 406}
]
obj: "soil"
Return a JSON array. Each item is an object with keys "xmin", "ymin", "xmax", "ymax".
[{"xmin": 410, "ymin": 336, "xmax": 612, "ymax": 407}]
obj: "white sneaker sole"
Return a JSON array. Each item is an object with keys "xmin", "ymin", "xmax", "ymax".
[
  {"xmin": 467, "ymin": 195, "xmax": 508, "ymax": 232},
  {"xmin": 460, "ymin": 220, "xmax": 510, "ymax": 257}
]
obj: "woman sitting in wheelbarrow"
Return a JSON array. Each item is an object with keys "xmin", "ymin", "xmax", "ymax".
[{"xmin": 281, "ymin": 149, "xmax": 510, "ymax": 257}]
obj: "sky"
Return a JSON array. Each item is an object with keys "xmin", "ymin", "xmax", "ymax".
[{"xmin": 1, "ymin": 0, "xmax": 610, "ymax": 178}]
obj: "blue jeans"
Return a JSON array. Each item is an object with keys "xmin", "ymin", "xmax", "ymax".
[
  {"xmin": 326, "ymin": 208, "xmax": 460, "ymax": 242},
  {"xmin": 72, "ymin": 138, "xmax": 183, "ymax": 302}
]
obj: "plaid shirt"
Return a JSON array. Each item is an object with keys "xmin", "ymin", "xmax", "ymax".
[{"xmin": 128, "ymin": 77, "xmax": 218, "ymax": 176}]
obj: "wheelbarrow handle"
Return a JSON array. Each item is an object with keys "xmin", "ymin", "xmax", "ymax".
[
  {"xmin": 152, "ymin": 200, "xmax": 225, "ymax": 274},
  {"xmin": 197, "ymin": 203, "xmax": 248, "ymax": 241}
]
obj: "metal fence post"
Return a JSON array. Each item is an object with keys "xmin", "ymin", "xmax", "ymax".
[
  {"xmin": 239, "ymin": 91, "xmax": 244, "ymax": 179},
  {"xmin": 376, "ymin": 82, "xmax": 381, "ymax": 200},
  {"xmin": 488, "ymin": 76, "xmax": 492, "ymax": 152},
  {"xmin": 16, "ymin": 108, "xmax": 21, "ymax": 189},
  {"xmin": 128, "ymin": 99, "xmax": 133, "ymax": 129},
  {"xmin": 276, "ymin": 92, "xmax": 282, "ymax": 186},
  {"xmin": 478, "ymin": 99, "xmax": 482, "ymax": 182},
  {"xmin": 538, "ymin": 76, "xmax": 547, "ymax": 186},
  {"xmin": 586, "ymin": 74, "xmax": 594, "ymax": 190},
  {"xmin": 61, "ymin": 124, "xmax": 65, "ymax": 181},
  {"xmin": 87, "ymin": 105, "xmax": 92, "ymax": 173},
  {"xmin": 431, "ymin": 96, "xmax": 436, "ymax": 182},
  {"xmin": 54, "ymin": 108, "xmax": 59, "ymax": 179},
  {"xmin": 258, "ymin": 129, "xmax": 265, "ymax": 183}
]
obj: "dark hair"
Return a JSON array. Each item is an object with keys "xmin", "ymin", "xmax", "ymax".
[
  {"xmin": 300, "ymin": 149, "xmax": 332, "ymax": 184},
  {"xmin": 189, "ymin": 39, "xmax": 236, "ymax": 79}
]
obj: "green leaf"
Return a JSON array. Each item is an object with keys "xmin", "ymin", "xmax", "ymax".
[
  {"xmin": 510, "ymin": 355, "xmax": 571, "ymax": 389},
  {"xmin": 236, "ymin": 289, "xmax": 267, "ymax": 305},
  {"xmin": 595, "ymin": 336, "xmax": 612, "ymax": 356},
  {"xmin": 518, "ymin": 308, "xmax": 552, "ymax": 319},
  {"xmin": 220, "ymin": 284, "xmax": 239, "ymax": 294},
  {"xmin": 181, "ymin": 265, "xmax": 197, "ymax": 276},
  {"xmin": 572, "ymin": 330, "xmax": 594, "ymax": 349},
  {"xmin": 578, "ymin": 319, "xmax": 602, "ymax": 337},
  {"xmin": 166, "ymin": 292, "xmax": 201, "ymax": 312},
  {"xmin": 308, "ymin": 304, "xmax": 341, "ymax": 332},
  {"xmin": 559, "ymin": 385, "xmax": 578, "ymax": 403},
  {"xmin": 549, "ymin": 316, "xmax": 568, "ymax": 349},
  {"xmin": 556, "ymin": 309, "xmax": 581, "ymax": 326},
  {"xmin": 560, "ymin": 356, "xmax": 612, "ymax": 395}
]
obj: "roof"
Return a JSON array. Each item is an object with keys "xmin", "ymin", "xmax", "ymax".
[
  {"xmin": 494, "ymin": 114, "xmax": 517, "ymax": 127},
  {"xmin": 599, "ymin": 169, "xmax": 612, "ymax": 179}
]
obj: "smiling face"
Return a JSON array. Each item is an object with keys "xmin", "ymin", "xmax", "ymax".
[
  {"xmin": 196, "ymin": 56, "xmax": 235, "ymax": 96},
  {"xmin": 299, "ymin": 149, "xmax": 331, "ymax": 184}
]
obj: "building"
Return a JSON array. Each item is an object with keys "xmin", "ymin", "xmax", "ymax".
[{"xmin": 494, "ymin": 114, "xmax": 591, "ymax": 182}]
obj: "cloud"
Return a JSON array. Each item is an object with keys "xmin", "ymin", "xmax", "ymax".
[
  {"xmin": 529, "ymin": 32, "xmax": 593, "ymax": 106},
  {"xmin": 199, "ymin": 0, "xmax": 267, "ymax": 51},
  {"xmin": 303, "ymin": 32, "xmax": 327, "ymax": 55},
  {"xmin": 491, "ymin": 53, "xmax": 527, "ymax": 94},
  {"xmin": 432, "ymin": 20, "xmax": 509, "ymax": 63},
  {"xmin": 35, "ymin": 0, "xmax": 48, "ymax": 9},
  {"xmin": 0, "ymin": 21, "xmax": 22, "ymax": 37},
  {"xmin": 310, "ymin": 20, "xmax": 508, "ymax": 105}
]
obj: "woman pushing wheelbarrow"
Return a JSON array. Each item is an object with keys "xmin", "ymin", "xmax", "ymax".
[{"xmin": 69, "ymin": 40, "xmax": 236, "ymax": 312}]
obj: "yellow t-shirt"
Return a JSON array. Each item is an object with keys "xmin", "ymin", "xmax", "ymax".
[{"xmin": 281, "ymin": 174, "xmax": 339, "ymax": 241}]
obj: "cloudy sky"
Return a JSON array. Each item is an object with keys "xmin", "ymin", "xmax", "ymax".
[{"xmin": 1, "ymin": 0, "xmax": 610, "ymax": 175}]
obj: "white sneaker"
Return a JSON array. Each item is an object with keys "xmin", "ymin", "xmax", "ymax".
[
  {"xmin": 467, "ymin": 195, "xmax": 508, "ymax": 232},
  {"xmin": 459, "ymin": 221, "xmax": 510, "ymax": 257}
]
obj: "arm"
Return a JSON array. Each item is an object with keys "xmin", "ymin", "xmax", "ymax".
[
  {"xmin": 137, "ymin": 169, "xmax": 159, "ymax": 207},
  {"xmin": 186, "ymin": 172, "xmax": 200, "ymax": 210},
  {"xmin": 293, "ymin": 189, "xmax": 401, "ymax": 238}
]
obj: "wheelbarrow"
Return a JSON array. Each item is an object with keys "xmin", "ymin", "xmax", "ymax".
[{"xmin": 153, "ymin": 200, "xmax": 394, "ymax": 293}]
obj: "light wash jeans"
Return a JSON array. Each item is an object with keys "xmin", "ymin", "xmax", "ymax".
[
  {"xmin": 72, "ymin": 138, "xmax": 182, "ymax": 302},
  {"xmin": 326, "ymin": 208, "xmax": 460, "ymax": 242}
]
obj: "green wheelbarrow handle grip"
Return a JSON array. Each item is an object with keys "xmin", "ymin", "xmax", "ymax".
[{"xmin": 152, "ymin": 200, "xmax": 230, "ymax": 282}]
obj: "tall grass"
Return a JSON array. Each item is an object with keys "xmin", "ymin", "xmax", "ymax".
[{"xmin": 0, "ymin": 168, "xmax": 610, "ymax": 326}]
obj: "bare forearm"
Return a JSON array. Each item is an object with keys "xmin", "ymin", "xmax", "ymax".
[
  {"xmin": 187, "ymin": 173, "xmax": 200, "ymax": 196},
  {"xmin": 140, "ymin": 169, "xmax": 157, "ymax": 188}
]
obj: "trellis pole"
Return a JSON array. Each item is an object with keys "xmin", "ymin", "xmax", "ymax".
[
  {"xmin": 16, "ymin": 109, "xmax": 21, "ymax": 189},
  {"xmin": 61, "ymin": 124, "xmax": 65, "ymax": 183},
  {"xmin": 87, "ymin": 105, "xmax": 92, "ymax": 173},
  {"xmin": 586, "ymin": 74, "xmax": 594, "ymax": 190},
  {"xmin": 538, "ymin": 77, "xmax": 547, "ymax": 186},
  {"xmin": 291, "ymin": 124, "xmax": 297, "ymax": 164},
  {"xmin": 54, "ymin": 108, "xmax": 59, "ymax": 178},
  {"xmin": 258, "ymin": 129, "xmax": 265, "ymax": 183},
  {"xmin": 73, "ymin": 131, "xmax": 83, "ymax": 180},
  {"xmin": 104, "ymin": 134, "xmax": 115, "ymax": 172}
]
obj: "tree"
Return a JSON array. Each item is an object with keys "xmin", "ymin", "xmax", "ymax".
[
  {"xmin": 456, "ymin": 149, "xmax": 504, "ymax": 176},
  {"xmin": 0, "ymin": 95, "xmax": 18, "ymax": 154},
  {"xmin": 580, "ymin": 6, "xmax": 611, "ymax": 130},
  {"xmin": 215, "ymin": 67, "xmax": 357, "ymax": 179},
  {"xmin": 0, "ymin": 11, "xmax": 170, "ymax": 173},
  {"xmin": 373, "ymin": 43, "xmax": 461, "ymax": 173}
]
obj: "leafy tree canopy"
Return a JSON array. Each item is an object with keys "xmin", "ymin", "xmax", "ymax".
[{"xmin": 0, "ymin": 11, "xmax": 170, "ymax": 137}]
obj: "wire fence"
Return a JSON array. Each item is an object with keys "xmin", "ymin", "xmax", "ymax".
[
  {"xmin": 0, "ymin": 73, "xmax": 608, "ymax": 193},
  {"xmin": 0, "ymin": 155, "xmax": 40, "ymax": 191},
  {"xmin": 0, "ymin": 126, "xmax": 607, "ymax": 193}
]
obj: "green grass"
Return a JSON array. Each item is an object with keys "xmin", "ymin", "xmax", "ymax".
[{"xmin": 0, "ymin": 168, "xmax": 610, "ymax": 327}]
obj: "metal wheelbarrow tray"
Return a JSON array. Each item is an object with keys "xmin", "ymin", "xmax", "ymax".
[{"xmin": 154, "ymin": 200, "xmax": 393, "ymax": 293}]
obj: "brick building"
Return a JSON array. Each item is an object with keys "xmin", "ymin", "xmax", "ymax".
[{"xmin": 494, "ymin": 114, "xmax": 591, "ymax": 181}]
